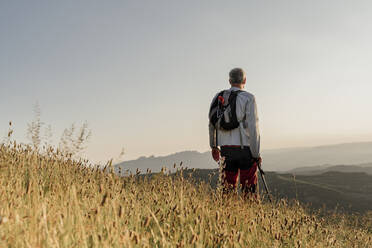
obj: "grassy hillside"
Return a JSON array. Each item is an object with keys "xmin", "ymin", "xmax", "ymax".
[
  {"xmin": 188, "ymin": 169, "xmax": 372, "ymax": 214},
  {"xmin": 0, "ymin": 143, "xmax": 371, "ymax": 247},
  {"xmin": 269, "ymin": 172, "xmax": 372, "ymax": 214}
]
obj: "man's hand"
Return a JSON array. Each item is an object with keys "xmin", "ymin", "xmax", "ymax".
[
  {"xmin": 252, "ymin": 157, "xmax": 262, "ymax": 165},
  {"xmin": 211, "ymin": 147, "xmax": 220, "ymax": 162}
]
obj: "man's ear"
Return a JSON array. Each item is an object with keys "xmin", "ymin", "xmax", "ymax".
[{"xmin": 242, "ymin": 78, "xmax": 247, "ymax": 85}]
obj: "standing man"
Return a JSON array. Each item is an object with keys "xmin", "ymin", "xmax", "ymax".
[{"xmin": 208, "ymin": 68, "xmax": 261, "ymax": 195}]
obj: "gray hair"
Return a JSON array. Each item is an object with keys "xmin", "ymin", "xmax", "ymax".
[{"xmin": 229, "ymin": 68, "xmax": 246, "ymax": 84}]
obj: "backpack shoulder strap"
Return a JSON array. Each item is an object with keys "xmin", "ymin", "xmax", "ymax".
[
  {"xmin": 227, "ymin": 90, "xmax": 242, "ymax": 104},
  {"xmin": 209, "ymin": 90, "xmax": 226, "ymax": 146},
  {"xmin": 209, "ymin": 90, "xmax": 225, "ymax": 112}
]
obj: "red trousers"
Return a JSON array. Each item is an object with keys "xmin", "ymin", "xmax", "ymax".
[
  {"xmin": 220, "ymin": 146, "xmax": 258, "ymax": 194},
  {"xmin": 223, "ymin": 163, "xmax": 258, "ymax": 194}
]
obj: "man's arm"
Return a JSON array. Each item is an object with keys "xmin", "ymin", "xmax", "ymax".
[
  {"xmin": 208, "ymin": 93, "xmax": 219, "ymax": 148},
  {"xmin": 209, "ymin": 93, "xmax": 220, "ymax": 162},
  {"xmin": 209, "ymin": 123, "xmax": 220, "ymax": 162},
  {"xmin": 246, "ymin": 96, "xmax": 261, "ymax": 158},
  {"xmin": 209, "ymin": 123, "xmax": 217, "ymax": 149}
]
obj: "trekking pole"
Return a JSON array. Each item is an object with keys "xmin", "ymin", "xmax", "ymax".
[
  {"xmin": 257, "ymin": 161, "xmax": 272, "ymax": 202},
  {"xmin": 217, "ymin": 155, "xmax": 225, "ymax": 191}
]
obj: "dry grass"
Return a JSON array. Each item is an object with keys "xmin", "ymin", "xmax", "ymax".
[{"xmin": 0, "ymin": 142, "xmax": 371, "ymax": 247}]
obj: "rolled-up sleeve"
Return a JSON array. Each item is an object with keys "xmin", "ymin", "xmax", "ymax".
[
  {"xmin": 246, "ymin": 96, "xmax": 261, "ymax": 158},
  {"xmin": 209, "ymin": 123, "xmax": 217, "ymax": 148},
  {"xmin": 208, "ymin": 94, "xmax": 218, "ymax": 148}
]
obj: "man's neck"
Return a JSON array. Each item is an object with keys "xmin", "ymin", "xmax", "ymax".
[{"xmin": 231, "ymin": 84, "xmax": 245, "ymax": 90}]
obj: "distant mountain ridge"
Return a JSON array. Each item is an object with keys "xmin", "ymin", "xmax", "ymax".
[
  {"xmin": 115, "ymin": 141, "xmax": 372, "ymax": 175},
  {"xmin": 115, "ymin": 150, "xmax": 214, "ymax": 175},
  {"xmin": 288, "ymin": 163, "xmax": 372, "ymax": 175}
]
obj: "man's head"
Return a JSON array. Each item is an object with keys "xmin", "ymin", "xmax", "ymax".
[{"xmin": 229, "ymin": 68, "xmax": 246, "ymax": 88}]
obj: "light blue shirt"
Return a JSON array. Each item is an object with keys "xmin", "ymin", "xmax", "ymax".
[{"xmin": 209, "ymin": 87, "xmax": 261, "ymax": 158}]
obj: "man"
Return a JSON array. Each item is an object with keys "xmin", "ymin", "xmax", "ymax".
[{"xmin": 208, "ymin": 68, "xmax": 261, "ymax": 195}]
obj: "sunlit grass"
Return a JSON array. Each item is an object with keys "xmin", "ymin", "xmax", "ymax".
[{"xmin": 0, "ymin": 142, "xmax": 371, "ymax": 247}]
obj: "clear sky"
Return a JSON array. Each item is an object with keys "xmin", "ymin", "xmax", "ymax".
[{"xmin": 1, "ymin": 1, "xmax": 372, "ymax": 162}]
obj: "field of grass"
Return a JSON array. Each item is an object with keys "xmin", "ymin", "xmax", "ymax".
[{"xmin": 0, "ymin": 142, "xmax": 371, "ymax": 247}]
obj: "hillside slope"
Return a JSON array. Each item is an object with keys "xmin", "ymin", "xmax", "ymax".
[
  {"xmin": 187, "ymin": 169, "xmax": 372, "ymax": 213},
  {"xmin": 0, "ymin": 144, "xmax": 371, "ymax": 247}
]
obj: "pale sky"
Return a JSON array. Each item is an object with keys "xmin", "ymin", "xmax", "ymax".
[{"xmin": 1, "ymin": 1, "xmax": 372, "ymax": 162}]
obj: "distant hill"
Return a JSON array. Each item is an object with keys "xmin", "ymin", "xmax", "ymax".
[
  {"xmin": 114, "ymin": 150, "xmax": 215, "ymax": 176},
  {"xmin": 115, "ymin": 141, "xmax": 372, "ymax": 174},
  {"xmin": 263, "ymin": 142, "xmax": 372, "ymax": 171},
  {"xmin": 288, "ymin": 163, "xmax": 372, "ymax": 175}
]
